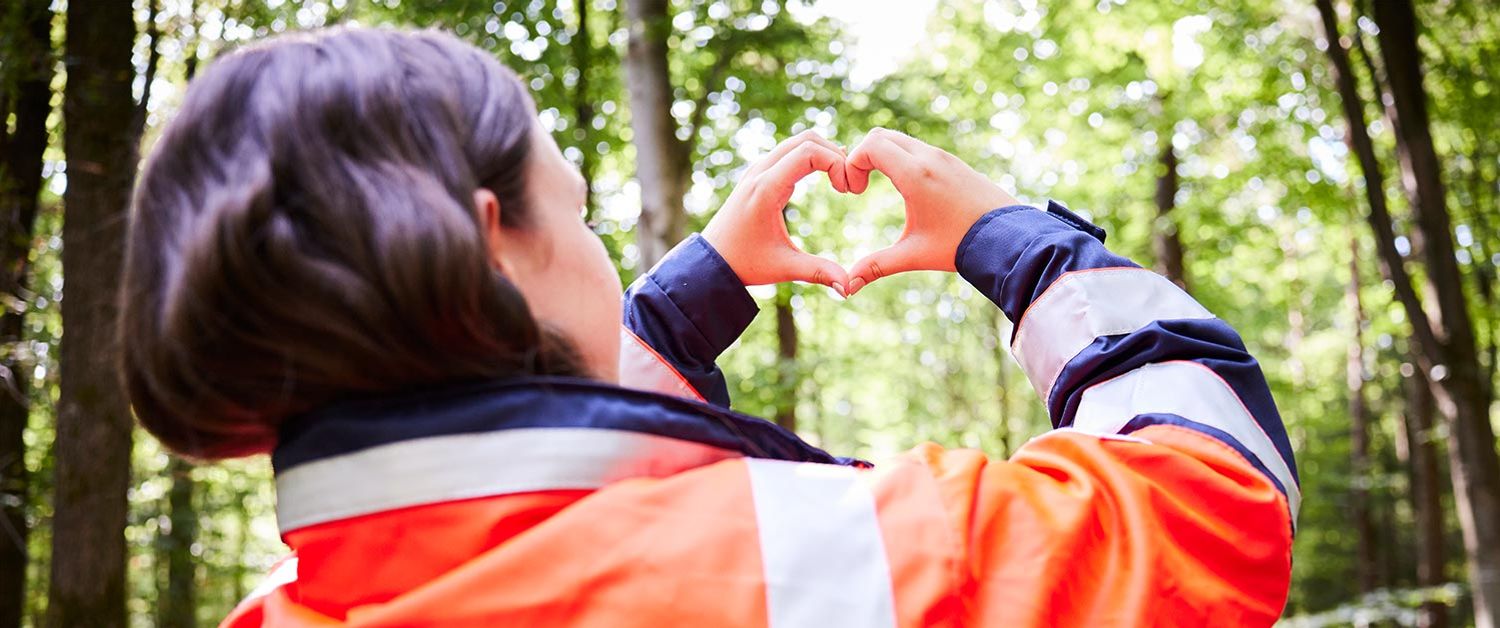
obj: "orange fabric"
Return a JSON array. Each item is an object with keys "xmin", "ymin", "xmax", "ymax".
[
  {"xmin": 224, "ymin": 429, "xmax": 1290, "ymax": 627},
  {"xmin": 951, "ymin": 427, "xmax": 1292, "ymax": 625}
]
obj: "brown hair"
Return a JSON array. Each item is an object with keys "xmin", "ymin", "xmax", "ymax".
[{"xmin": 120, "ymin": 27, "xmax": 581, "ymax": 459}]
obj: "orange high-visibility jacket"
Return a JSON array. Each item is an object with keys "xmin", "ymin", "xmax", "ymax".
[{"xmin": 222, "ymin": 202, "xmax": 1297, "ymax": 627}]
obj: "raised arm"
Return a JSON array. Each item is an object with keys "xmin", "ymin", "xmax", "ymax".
[
  {"xmin": 619, "ymin": 131, "xmax": 850, "ymax": 406},
  {"xmin": 839, "ymin": 129, "xmax": 1297, "ymax": 623},
  {"xmin": 844, "ymin": 127, "xmax": 1296, "ymax": 511}
]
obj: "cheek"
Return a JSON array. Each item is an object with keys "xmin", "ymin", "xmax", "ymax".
[{"xmin": 560, "ymin": 220, "xmax": 622, "ymax": 377}]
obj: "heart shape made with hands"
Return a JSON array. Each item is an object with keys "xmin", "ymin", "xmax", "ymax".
[{"xmin": 700, "ymin": 128, "xmax": 1019, "ymax": 298}]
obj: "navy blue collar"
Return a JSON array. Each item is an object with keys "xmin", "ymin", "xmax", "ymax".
[{"xmin": 273, "ymin": 376, "xmax": 857, "ymax": 474}]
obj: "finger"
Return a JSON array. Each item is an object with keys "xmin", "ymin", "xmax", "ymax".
[
  {"xmin": 845, "ymin": 133, "xmax": 915, "ymax": 195},
  {"xmin": 783, "ymin": 252, "xmax": 851, "ymax": 296},
  {"xmin": 845, "ymin": 241, "xmax": 922, "ymax": 296},
  {"xmin": 746, "ymin": 130, "xmax": 845, "ymax": 179},
  {"xmin": 867, "ymin": 127, "xmax": 938, "ymax": 156},
  {"xmin": 754, "ymin": 142, "xmax": 849, "ymax": 205}
]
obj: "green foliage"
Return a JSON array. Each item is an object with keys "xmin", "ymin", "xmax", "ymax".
[{"xmin": 9, "ymin": 0, "xmax": 1499, "ymax": 624}]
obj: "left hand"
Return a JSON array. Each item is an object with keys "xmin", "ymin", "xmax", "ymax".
[{"xmin": 702, "ymin": 130, "xmax": 852, "ymax": 296}]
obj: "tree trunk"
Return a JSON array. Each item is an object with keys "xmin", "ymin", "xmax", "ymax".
[
  {"xmin": 156, "ymin": 26, "xmax": 199, "ymax": 628},
  {"xmin": 1369, "ymin": 3, "xmax": 1500, "ymax": 624},
  {"xmin": 0, "ymin": 1, "xmax": 54, "ymax": 625},
  {"xmin": 573, "ymin": 0, "xmax": 598, "ymax": 217},
  {"xmin": 158, "ymin": 458, "xmax": 197, "ymax": 628},
  {"xmin": 1405, "ymin": 357, "xmax": 1450, "ymax": 628},
  {"xmin": 1152, "ymin": 141, "xmax": 1189, "ymax": 292},
  {"xmin": 1346, "ymin": 236, "xmax": 1381, "ymax": 594},
  {"xmin": 623, "ymin": 0, "xmax": 688, "ymax": 270},
  {"xmin": 994, "ymin": 310, "xmax": 1012, "ymax": 458},
  {"xmin": 773, "ymin": 284, "xmax": 797, "ymax": 432},
  {"xmin": 47, "ymin": 1, "xmax": 137, "ymax": 626}
]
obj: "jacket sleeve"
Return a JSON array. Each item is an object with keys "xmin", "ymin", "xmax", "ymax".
[
  {"xmin": 956, "ymin": 201, "xmax": 1298, "ymax": 509},
  {"xmin": 885, "ymin": 202, "xmax": 1297, "ymax": 624},
  {"xmin": 619, "ymin": 234, "xmax": 759, "ymax": 407}
]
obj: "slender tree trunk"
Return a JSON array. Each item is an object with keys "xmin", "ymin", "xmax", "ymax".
[
  {"xmin": 573, "ymin": 0, "xmax": 598, "ymax": 217},
  {"xmin": 156, "ymin": 28, "xmax": 199, "ymax": 628},
  {"xmin": 624, "ymin": 0, "xmax": 688, "ymax": 270},
  {"xmin": 773, "ymin": 284, "xmax": 797, "ymax": 432},
  {"xmin": 0, "ymin": 1, "xmax": 54, "ymax": 625},
  {"xmin": 232, "ymin": 487, "xmax": 250, "ymax": 603},
  {"xmin": 1405, "ymin": 358, "xmax": 1450, "ymax": 628},
  {"xmin": 1321, "ymin": 0, "xmax": 1500, "ymax": 621},
  {"xmin": 47, "ymin": 1, "xmax": 137, "ymax": 626},
  {"xmin": 1369, "ymin": 3, "xmax": 1500, "ymax": 624},
  {"xmin": 1152, "ymin": 141, "xmax": 1189, "ymax": 292},
  {"xmin": 994, "ymin": 310, "xmax": 1011, "ymax": 458},
  {"xmin": 158, "ymin": 458, "xmax": 197, "ymax": 628},
  {"xmin": 1346, "ymin": 236, "xmax": 1381, "ymax": 594}
]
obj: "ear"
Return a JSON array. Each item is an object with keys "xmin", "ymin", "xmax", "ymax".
[{"xmin": 473, "ymin": 188, "xmax": 515, "ymax": 275}]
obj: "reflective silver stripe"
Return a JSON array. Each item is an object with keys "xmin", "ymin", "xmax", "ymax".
[
  {"xmin": 745, "ymin": 459, "xmax": 897, "ymax": 628},
  {"xmin": 276, "ymin": 428, "xmax": 739, "ymax": 532},
  {"xmin": 618, "ymin": 326, "xmax": 704, "ymax": 401},
  {"xmin": 1072, "ymin": 361, "xmax": 1301, "ymax": 523},
  {"xmin": 1012, "ymin": 268, "xmax": 1213, "ymax": 403},
  {"xmin": 244, "ymin": 557, "xmax": 298, "ymax": 602}
]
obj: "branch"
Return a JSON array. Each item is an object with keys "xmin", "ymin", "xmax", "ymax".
[{"xmin": 1314, "ymin": 0, "xmax": 1446, "ymax": 367}]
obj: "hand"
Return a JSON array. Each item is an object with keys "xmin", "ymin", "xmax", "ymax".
[
  {"xmin": 703, "ymin": 130, "xmax": 852, "ymax": 295},
  {"xmin": 843, "ymin": 128, "xmax": 1020, "ymax": 296}
]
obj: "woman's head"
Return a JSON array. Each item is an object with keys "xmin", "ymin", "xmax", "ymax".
[{"xmin": 121, "ymin": 27, "xmax": 622, "ymax": 459}]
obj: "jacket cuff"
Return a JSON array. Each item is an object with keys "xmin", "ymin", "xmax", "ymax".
[
  {"xmin": 954, "ymin": 200, "xmax": 1130, "ymax": 323},
  {"xmin": 643, "ymin": 234, "xmax": 761, "ymax": 354}
]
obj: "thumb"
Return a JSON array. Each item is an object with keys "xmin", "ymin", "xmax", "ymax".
[
  {"xmin": 785, "ymin": 252, "xmax": 851, "ymax": 297},
  {"xmin": 845, "ymin": 241, "xmax": 921, "ymax": 296}
]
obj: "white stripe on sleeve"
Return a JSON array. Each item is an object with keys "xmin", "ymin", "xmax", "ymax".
[
  {"xmin": 1011, "ymin": 268, "xmax": 1214, "ymax": 403},
  {"xmin": 1071, "ymin": 360, "xmax": 1300, "ymax": 523},
  {"xmin": 618, "ymin": 326, "xmax": 705, "ymax": 402}
]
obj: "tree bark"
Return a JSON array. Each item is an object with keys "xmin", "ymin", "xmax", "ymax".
[
  {"xmin": 1152, "ymin": 141, "xmax": 1189, "ymax": 292},
  {"xmin": 1319, "ymin": 0, "xmax": 1500, "ymax": 622},
  {"xmin": 994, "ymin": 310, "xmax": 1012, "ymax": 458},
  {"xmin": 624, "ymin": 0, "xmax": 688, "ymax": 270},
  {"xmin": 47, "ymin": 1, "xmax": 137, "ymax": 626},
  {"xmin": 1369, "ymin": 3, "xmax": 1500, "ymax": 625},
  {"xmin": 773, "ymin": 284, "xmax": 797, "ymax": 432},
  {"xmin": 1346, "ymin": 236, "xmax": 1380, "ymax": 594},
  {"xmin": 157, "ymin": 458, "xmax": 197, "ymax": 628},
  {"xmin": 1405, "ymin": 357, "xmax": 1450, "ymax": 628},
  {"xmin": 156, "ymin": 28, "xmax": 199, "ymax": 628},
  {"xmin": 573, "ymin": 0, "xmax": 598, "ymax": 217},
  {"xmin": 0, "ymin": 1, "xmax": 54, "ymax": 625}
]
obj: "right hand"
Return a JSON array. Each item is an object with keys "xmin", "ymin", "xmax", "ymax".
[
  {"xmin": 843, "ymin": 128, "xmax": 1020, "ymax": 296},
  {"xmin": 702, "ymin": 130, "xmax": 851, "ymax": 294}
]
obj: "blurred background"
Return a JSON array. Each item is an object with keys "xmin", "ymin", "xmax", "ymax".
[{"xmin": 2, "ymin": 0, "xmax": 1498, "ymax": 625}]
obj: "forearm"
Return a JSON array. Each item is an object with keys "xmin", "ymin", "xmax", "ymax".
[{"xmin": 621, "ymin": 234, "xmax": 759, "ymax": 407}]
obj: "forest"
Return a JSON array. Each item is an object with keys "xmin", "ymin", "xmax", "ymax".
[{"xmin": 1, "ymin": 0, "xmax": 1498, "ymax": 625}]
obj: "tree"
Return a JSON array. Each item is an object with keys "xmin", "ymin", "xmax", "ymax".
[
  {"xmin": 1371, "ymin": 1, "xmax": 1500, "ymax": 623},
  {"xmin": 0, "ymin": 0, "xmax": 53, "ymax": 625},
  {"xmin": 572, "ymin": 0, "xmax": 598, "ymax": 214},
  {"xmin": 47, "ymin": 0, "xmax": 137, "ymax": 625},
  {"xmin": 157, "ymin": 460, "xmax": 197, "ymax": 628},
  {"xmin": 1403, "ymin": 355, "xmax": 1450, "ymax": 628},
  {"xmin": 1152, "ymin": 140, "xmax": 1189, "ymax": 291},
  {"xmin": 1345, "ymin": 235, "xmax": 1379, "ymax": 594},
  {"xmin": 773, "ymin": 283, "xmax": 797, "ymax": 432},
  {"xmin": 1317, "ymin": 0, "xmax": 1500, "ymax": 623},
  {"xmin": 623, "ymin": 0, "xmax": 687, "ymax": 269}
]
